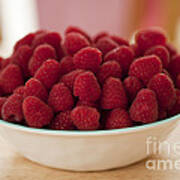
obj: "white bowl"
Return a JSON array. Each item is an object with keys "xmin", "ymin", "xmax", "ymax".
[{"xmin": 0, "ymin": 115, "xmax": 179, "ymax": 171}]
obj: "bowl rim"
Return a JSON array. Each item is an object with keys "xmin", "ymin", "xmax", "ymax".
[{"xmin": 0, "ymin": 114, "xmax": 179, "ymax": 136}]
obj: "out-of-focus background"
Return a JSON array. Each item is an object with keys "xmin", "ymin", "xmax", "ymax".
[{"xmin": 0, "ymin": 0, "xmax": 180, "ymax": 56}]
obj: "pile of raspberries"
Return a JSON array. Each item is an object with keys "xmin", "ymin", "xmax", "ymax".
[{"xmin": 0, "ymin": 26, "xmax": 179, "ymax": 131}]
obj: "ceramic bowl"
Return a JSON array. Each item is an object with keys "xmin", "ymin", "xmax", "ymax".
[{"xmin": 0, "ymin": 114, "xmax": 179, "ymax": 171}]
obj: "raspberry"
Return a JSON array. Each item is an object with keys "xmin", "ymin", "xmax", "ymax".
[
  {"xmin": 76, "ymin": 100, "xmax": 98, "ymax": 108},
  {"xmin": 135, "ymin": 29, "xmax": 166, "ymax": 52},
  {"xmin": 130, "ymin": 44, "xmax": 143, "ymax": 58},
  {"xmin": 60, "ymin": 69, "xmax": 84, "ymax": 91},
  {"xmin": 48, "ymin": 83, "xmax": 74, "ymax": 112},
  {"xmin": 97, "ymin": 61, "xmax": 122, "ymax": 84},
  {"xmin": 130, "ymin": 89, "xmax": 158, "ymax": 123},
  {"xmin": 95, "ymin": 37, "xmax": 118, "ymax": 55},
  {"xmin": 0, "ymin": 57, "xmax": 3, "ymax": 69},
  {"xmin": 71, "ymin": 106, "xmax": 100, "ymax": 130},
  {"xmin": 13, "ymin": 86, "xmax": 25, "ymax": 96},
  {"xmin": 2, "ymin": 94, "xmax": 24, "ymax": 122},
  {"xmin": 168, "ymin": 89, "xmax": 180, "ymax": 116},
  {"xmin": 165, "ymin": 43, "xmax": 177, "ymax": 57},
  {"xmin": 1, "ymin": 58, "xmax": 12, "ymax": 69},
  {"xmin": 73, "ymin": 47, "xmax": 102, "ymax": 73},
  {"xmin": 24, "ymin": 78, "xmax": 48, "ymax": 102},
  {"xmin": 50, "ymin": 111, "xmax": 74, "ymax": 130},
  {"xmin": 65, "ymin": 26, "xmax": 92, "ymax": 43},
  {"xmin": 23, "ymin": 96, "xmax": 53, "ymax": 128},
  {"xmin": 29, "ymin": 44, "xmax": 56, "ymax": 76},
  {"xmin": 148, "ymin": 73, "xmax": 176, "ymax": 109},
  {"xmin": 0, "ymin": 64, "xmax": 24, "ymax": 94},
  {"xmin": 0, "ymin": 88, "xmax": 4, "ymax": 96},
  {"xmin": 32, "ymin": 31, "xmax": 61, "ymax": 49},
  {"xmin": 145, "ymin": 45, "xmax": 170, "ymax": 69},
  {"xmin": 168, "ymin": 55, "xmax": 180, "ymax": 79},
  {"xmin": 14, "ymin": 33, "xmax": 35, "ymax": 51},
  {"xmin": 176, "ymin": 74, "xmax": 180, "ymax": 89},
  {"xmin": 63, "ymin": 32, "xmax": 90, "ymax": 56},
  {"xmin": 73, "ymin": 71, "xmax": 101, "ymax": 102},
  {"xmin": 123, "ymin": 76, "xmax": 143, "ymax": 102},
  {"xmin": 32, "ymin": 31, "xmax": 64, "ymax": 60},
  {"xmin": 93, "ymin": 31, "xmax": 109, "ymax": 43},
  {"xmin": 129, "ymin": 55, "xmax": 162, "ymax": 85},
  {"xmin": 158, "ymin": 109, "xmax": 167, "ymax": 120},
  {"xmin": 104, "ymin": 46, "xmax": 134, "ymax": 75},
  {"xmin": 110, "ymin": 35, "xmax": 129, "ymax": 46},
  {"xmin": 105, "ymin": 108, "xmax": 132, "ymax": 129},
  {"xmin": 34, "ymin": 59, "xmax": 61, "ymax": 90},
  {"xmin": 11, "ymin": 45, "xmax": 33, "ymax": 77},
  {"xmin": 0, "ymin": 97, "xmax": 7, "ymax": 118},
  {"xmin": 59, "ymin": 56, "xmax": 75, "ymax": 75},
  {"xmin": 101, "ymin": 77, "xmax": 127, "ymax": 109}
]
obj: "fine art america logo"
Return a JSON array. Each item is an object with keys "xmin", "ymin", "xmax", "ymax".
[{"xmin": 145, "ymin": 136, "xmax": 180, "ymax": 170}]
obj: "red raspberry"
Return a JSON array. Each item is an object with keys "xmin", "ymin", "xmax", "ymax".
[
  {"xmin": 60, "ymin": 69, "xmax": 84, "ymax": 91},
  {"xmin": 101, "ymin": 77, "xmax": 127, "ymax": 109},
  {"xmin": 1, "ymin": 58, "xmax": 12, "ymax": 69},
  {"xmin": 73, "ymin": 47, "xmax": 102, "ymax": 73},
  {"xmin": 24, "ymin": 78, "xmax": 48, "ymax": 102},
  {"xmin": 130, "ymin": 44, "xmax": 143, "ymax": 58},
  {"xmin": 65, "ymin": 26, "xmax": 92, "ymax": 43},
  {"xmin": 105, "ymin": 108, "xmax": 132, "ymax": 129},
  {"xmin": 176, "ymin": 74, "xmax": 180, "ymax": 89},
  {"xmin": 76, "ymin": 100, "xmax": 98, "ymax": 108},
  {"xmin": 63, "ymin": 32, "xmax": 90, "ymax": 56},
  {"xmin": 2, "ymin": 94, "xmax": 24, "ymax": 122},
  {"xmin": 48, "ymin": 82, "xmax": 74, "ymax": 112},
  {"xmin": 0, "ymin": 97, "xmax": 7, "ymax": 118},
  {"xmin": 104, "ymin": 46, "xmax": 134, "ymax": 75},
  {"xmin": 168, "ymin": 89, "xmax": 180, "ymax": 116},
  {"xmin": 148, "ymin": 73, "xmax": 176, "ymax": 109},
  {"xmin": 129, "ymin": 55, "xmax": 162, "ymax": 85},
  {"xmin": 93, "ymin": 31, "xmax": 109, "ymax": 43},
  {"xmin": 123, "ymin": 76, "xmax": 143, "ymax": 102},
  {"xmin": 11, "ymin": 45, "xmax": 33, "ymax": 77},
  {"xmin": 158, "ymin": 109, "xmax": 167, "ymax": 120},
  {"xmin": 135, "ymin": 28, "xmax": 166, "ymax": 52},
  {"xmin": 71, "ymin": 106, "xmax": 100, "ymax": 130},
  {"xmin": 32, "ymin": 31, "xmax": 64, "ymax": 60},
  {"xmin": 95, "ymin": 37, "xmax": 118, "ymax": 55},
  {"xmin": 165, "ymin": 43, "xmax": 177, "ymax": 57},
  {"xmin": 32, "ymin": 31, "xmax": 61, "ymax": 49},
  {"xmin": 130, "ymin": 89, "xmax": 158, "ymax": 123},
  {"xmin": 29, "ymin": 44, "xmax": 56, "ymax": 76},
  {"xmin": 97, "ymin": 61, "xmax": 122, "ymax": 84},
  {"xmin": 23, "ymin": 96, "xmax": 53, "ymax": 128},
  {"xmin": 14, "ymin": 33, "xmax": 35, "ymax": 51},
  {"xmin": 50, "ymin": 111, "xmax": 74, "ymax": 130},
  {"xmin": 168, "ymin": 55, "xmax": 180, "ymax": 79},
  {"xmin": 34, "ymin": 59, "xmax": 61, "ymax": 90},
  {"xmin": 73, "ymin": 71, "xmax": 101, "ymax": 102},
  {"xmin": 13, "ymin": 86, "xmax": 25, "ymax": 96},
  {"xmin": 0, "ymin": 57, "xmax": 3, "ymax": 69},
  {"xmin": 0, "ymin": 64, "xmax": 24, "ymax": 94},
  {"xmin": 59, "ymin": 56, "xmax": 75, "ymax": 75},
  {"xmin": 145, "ymin": 45, "xmax": 170, "ymax": 69},
  {"xmin": 110, "ymin": 35, "xmax": 129, "ymax": 46}
]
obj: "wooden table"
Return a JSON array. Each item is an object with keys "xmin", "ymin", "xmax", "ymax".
[{"xmin": 0, "ymin": 123, "xmax": 180, "ymax": 180}]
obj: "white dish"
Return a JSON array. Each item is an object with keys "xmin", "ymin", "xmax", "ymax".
[{"xmin": 0, "ymin": 114, "xmax": 179, "ymax": 171}]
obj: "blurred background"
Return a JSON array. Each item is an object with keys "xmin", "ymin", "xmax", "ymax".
[{"xmin": 0, "ymin": 0, "xmax": 180, "ymax": 57}]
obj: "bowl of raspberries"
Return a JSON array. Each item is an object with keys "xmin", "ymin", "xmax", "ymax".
[{"xmin": 0, "ymin": 26, "xmax": 179, "ymax": 171}]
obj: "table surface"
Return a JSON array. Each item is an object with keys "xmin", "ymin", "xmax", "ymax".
[{"xmin": 0, "ymin": 123, "xmax": 180, "ymax": 180}]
